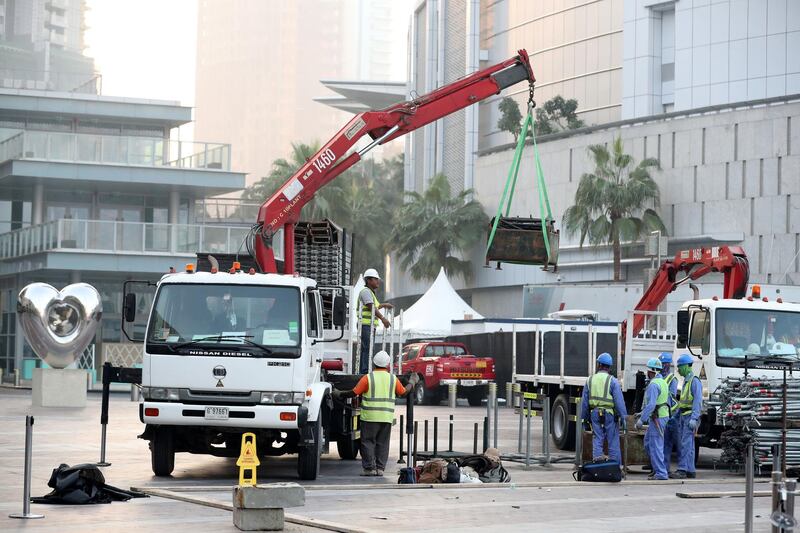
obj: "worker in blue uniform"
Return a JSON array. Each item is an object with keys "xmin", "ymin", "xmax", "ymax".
[
  {"xmin": 671, "ymin": 353, "xmax": 703, "ymax": 479},
  {"xmin": 659, "ymin": 352, "xmax": 680, "ymax": 474},
  {"xmin": 636, "ymin": 358, "xmax": 670, "ymax": 480},
  {"xmin": 580, "ymin": 353, "xmax": 628, "ymax": 464}
]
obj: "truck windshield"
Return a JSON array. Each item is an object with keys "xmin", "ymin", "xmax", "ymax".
[
  {"xmin": 147, "ymin": 284, "xmax": 301, "ymax": 355},
  {"xmin": 716, "ymin": 308, "xmax": 800, "ymax": 367}
]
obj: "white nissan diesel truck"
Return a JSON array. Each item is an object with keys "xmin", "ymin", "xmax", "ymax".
[{"xmin": 127, "ymin": 266, "xmax": 359, "ymax": 480}]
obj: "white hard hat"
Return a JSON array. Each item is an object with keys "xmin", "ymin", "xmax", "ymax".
[
  {"xmin": 373, "ymin": 350, "xmax": 391, "ymax": 368},
  {"xmin": 363, "ymin": 268, "xmax": 381, "ymax": 280}
]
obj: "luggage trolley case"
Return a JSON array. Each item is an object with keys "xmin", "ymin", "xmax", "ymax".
[{"xmin": 574, "ymin": 459, "xmax": 623, "ymax": 483}]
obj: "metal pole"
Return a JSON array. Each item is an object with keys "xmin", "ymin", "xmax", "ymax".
[
  {"xmin": 448, "ymin": 414, "xmax": 454, "ymax": 452},
  {"xmin": 406, "ymin": 392, "xmax": 414, "ymax": 468},
  {"xmin": 525, "ymin": 399, "xmax": 532, "ymax": 468},
  {"xmin": 787, "ymin": 480, "xmax": 797, "ymax": 531},
  {"xmin": 388, "ymin": 309, "xmax": 395, "ymax": 375},
  {"xmin": 482, "ymin": 416, "xmax": 489, "ymax": 453},
  {"xmin": 424, "ymin": 419, "xmax": 429, "ymax": 452},
  {"xmin": 368, "ymin": 305, "xmax": 376, "ymax": 372},
  {"xmin": 398, "ymin": 310, "xmax": 404, "ymax": 375},
  {"xmin": 413, "ymin": 421, "xmax": 418, "ymax": 460},
  {"xmin": 433, "ymin": 417, "xmax": 438, "ymax": 457},
  {"xmin": 745, "ymin": 442, "xmax": 754, "ymax": 533},
  {"xmin": 506, "ymin": 382, "xmax": 513, "ymax": 409},
  {"xmin": 772, "ymin": 443, "xmax": 783, "ymax": 533},
  {"xmin": 493, "ymin": 384, "xmax": 499, "ymax": 449},
  {"xmin": 98, "ymin": 362, "xmax": 112, "ymax": 466},
  {"xmin": 511, "ymin": 323, "xmax": 517, "ymax": 383},
  {"xmin": 575, "ymin": 399, "xmax": 583, "ymax": 467},
  {"xmin": 487, "ymin": 383, "xmax": 494, "ymax": 444},
  {"xmin": 543, "ymin": 396, "xmax": 551, "ymax": 465},
  {"xmin": 9, "ymin": 416, "xmax": 44, "ymax": 519},
  {"xmin": 473, "ymin": 422, "xmax": 478, "ymax": 454},
  {"xmin": 448, "ymin": 383, "xmax": 457, "ymax": 408},
  {"xmin": 518, "ymin": 390, "xmax": 524, "ymax": 454}
]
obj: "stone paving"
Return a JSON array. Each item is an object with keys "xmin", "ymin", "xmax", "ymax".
[{"xmin": 0, "ymin": 388, "xmax": 775, "ymax": 532}]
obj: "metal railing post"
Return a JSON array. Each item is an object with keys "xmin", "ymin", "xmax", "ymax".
[
  {"xmin": 542, "ymin": 396, "xmax": 551, "ymax": 465},
  {"xmin": 493, "ymin": 384, "xmax": 499, "ymax": 449},
  {"xmin": 772, "ymin": 443, "xmax": 783, "ymax": 533},
  {"xmin": 575, "ymin": 399, "xmax": 583, "ymax": 467},
  {"xmin": 525, "ymin": 398, "xmax": 532, "ymax": 469},
  {"xmin": 448, "ymin": 383, "xmax": 457, "ymax": 408},
  {"xmin": 745, "ymin": 442, "xmax": 754, "ymax": 533},
  {"xmin": 8, "ymin": 416, "xmax": 44, "ymax": 519}
]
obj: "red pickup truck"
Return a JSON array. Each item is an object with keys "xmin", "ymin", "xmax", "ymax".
[{"xmin": 398, "ymin": 342, "xmax": 495, "ymax": 406}]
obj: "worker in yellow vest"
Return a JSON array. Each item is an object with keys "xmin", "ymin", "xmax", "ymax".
[
  {"xmin": 332, "ymin": 351, "xmax": 419, "ymax": 476},
  {"xmin": 671, "ymin": 353, "xmax": 702, "ymax": 479},
  {"xmin": 579, "ymin": 353, "xmax": 628, "ymax": 463},
  {"xmin": 636, "ymin": 358, "xmax": 670, "ymax": 480},
  {"xmin": 358, "ymin": 268, "xmax": 393, "ymax": 374}
]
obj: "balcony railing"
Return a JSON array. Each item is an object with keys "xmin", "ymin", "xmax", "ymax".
[
  {"xmin": 0, "ymin": 219, "xmax": 250, "ymax": 259},
  {"xmin": 195, "ymin": 198, "xmax": 261, "ymax": 224},
  {"xmin": 0, "ymin": 131, "xmax": 231, "ymax": 171},
  {"xmin": 0, "ymin": 68, "xmax": 98, "ymax": 93}
]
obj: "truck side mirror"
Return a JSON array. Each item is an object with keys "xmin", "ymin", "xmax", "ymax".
[
  {"xmin": 332, "ymin": 296, "xmax": 346, "ymax": 328},
  {"xmin": 123, "ymin": 293, "xmax": 136, "ymax": 323},
  {"xmin": 676, "ymin": 310, "xmax": 689, "ymax": 347}
]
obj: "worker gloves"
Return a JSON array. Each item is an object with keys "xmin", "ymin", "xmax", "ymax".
[
  {"xmin": 406, "ymin": 374, "xmax": 420, "ymax": 387},
  {"xmin": 331, "ymin": 389, "xmax": 344, "ymax": 400},
  {"xmin": 688, "ymin": 418, "xmax": 698, "ymax": 431},
  {"xmin": 620, "ymin": 418, "xmax": 627, "ymax": 432},
  {"xmin": 635, "ymin": 418, "xmax": 644, "ymax": 430}
]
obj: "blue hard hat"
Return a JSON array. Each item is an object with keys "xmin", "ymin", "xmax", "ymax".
[
  {"xmin": 659, "ymin": 352, "xmax": 673, "ymax": 364},
  {"xmin": 677, "ymin": 353, "xmax": 693, "ymax": 366},
  {"xmin": 647, "ymin": 357, "xmax": 663, "ymax": 371},
  {"xmin": 597, "ymin": 353, "xmax": 613, "ymax": 366}
]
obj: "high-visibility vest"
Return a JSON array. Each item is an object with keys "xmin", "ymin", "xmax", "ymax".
[
  {"xmin": 587, "ymin": 372, "xmax": 615, "ymax": 411},
  {"xmin": 649, "ymin": 375, "xmax": 670, "ymax": 419},
  {"xmin": 360, "ymin": 371, "xmax": 396, "ymax": 423},
  {"xmin": 665, "ymin": 373, "xmax": 677, "ymax": 406},
  {"xmin": 360, "ymin": 288, "xmax": 380, "ymax": 327},
  {"xmin": 678, "ymin": 374, "xmax": 700, "ymax": 415}
]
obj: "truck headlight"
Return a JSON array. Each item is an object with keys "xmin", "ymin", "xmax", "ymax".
[
  {"xmin": 260, "ymin": 392, "xmax": 304, "ymax": 404},
  {"xmin": 143, "ymin": 387, "xmax": 180, "ymax": 401}
]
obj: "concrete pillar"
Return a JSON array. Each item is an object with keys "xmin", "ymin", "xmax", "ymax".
[
  {"xmin": 32, "ymin": 183, "xmax": 44, "ymax": 225},
  {"xmin": 70, "ymin": 271, "xmax": 81, "ymax": 284},
  {"xmin": 168, "ymin": 189, "xmax": 180, "ymax": 253}
]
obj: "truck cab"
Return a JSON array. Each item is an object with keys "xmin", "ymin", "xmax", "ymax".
[{"xmin": 135, "ymin": 268, "xmax": 343, "ymax": 479}]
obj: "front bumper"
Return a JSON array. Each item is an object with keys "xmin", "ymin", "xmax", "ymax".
[
  {"xmin": 141, "ymin": 401, "xmax": 307, "ymax": 429},
  {"xmin": 439, "ymin": 379, "xmax": 490, "ymax": 387}
]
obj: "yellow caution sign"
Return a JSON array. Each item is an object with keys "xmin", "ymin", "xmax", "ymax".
[{"xmin": 236, "ymin": 432, "xmax": 260, "ymax": 486}]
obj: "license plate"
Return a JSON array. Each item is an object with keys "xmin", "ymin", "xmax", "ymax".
[
  {"xmin": 476, "ymin": 361, "xmax": 486, "ymax": 368},
  {"xmin": 205, "ymin": 406, "xmax": 229, "ymax": 420},
  {"xmin": 460, "ymin": 380, "xmax": 477, "ymax": 386}
]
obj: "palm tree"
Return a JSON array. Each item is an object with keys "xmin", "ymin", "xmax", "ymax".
[
  {"xmin": 390, "ymin": 173, "xmax": 488, "ymax": 281},
  {"xmin": 562, "ymin": 137, "xmax": 666, "ymax": 281}
]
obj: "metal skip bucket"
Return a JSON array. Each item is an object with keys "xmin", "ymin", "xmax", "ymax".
[{"xmin": 486, "ymin": 217, "xmax": 559, "ymax": 267}]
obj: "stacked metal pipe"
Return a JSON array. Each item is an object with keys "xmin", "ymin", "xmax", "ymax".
[
  {"xmin": 711, "ymin": 377, "xmax": 800, "ymax": 425},
  {"xmin": 711, "ymin": 376, "xmax": 800, "ymax": 469}
]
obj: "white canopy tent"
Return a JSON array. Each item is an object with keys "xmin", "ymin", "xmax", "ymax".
[{"xmin": 382, "ymin": 267, "xmax": 483, "ymax": 338}]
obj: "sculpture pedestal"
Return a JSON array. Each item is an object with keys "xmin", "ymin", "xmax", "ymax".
[{"xmin": 32, "ymin": 368, "xmax": 87, "ymax": 408}]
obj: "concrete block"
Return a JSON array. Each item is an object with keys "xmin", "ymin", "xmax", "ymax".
[
  {"xmin": 233, "ymin": 508, "xmax": 284, "ymax": 531},
  {"xmin": 752, "ymin": 196, "xmax": 786, "ymax": 234},
  {"xmin": 672, "ymin": 203, "xmax": 702, "ymax": 236},
  {"xmin": 233, "ymin": 483, "xmax": 305, "ymax": 509},
  {"xmin": 743, "ymin": 158, "xmax": 761, "ymax": 197},
  {"xmin": 739, "ymin": 120, "xmax": 774, "ymax": 161},
  {"xmin": 789, "ymin": 195, "xmax": 800, "ymax": 233},
  {"xmin": 32, "ymin": 368, "xmax": 87, "ymax": 408},
  {"xmin": 705, "ymin": 198, "xmax": 751, "ymax": 234},
  {"xmin": 697, "ymin": 163, "xmax": 727, "ymax": 202},
  {"xmin": 762, "ymin": 158, "xmax": 780, "ymax": 196},
  {"xmin": 705, "ymin": 124, "xmax": 734, "ymax": 164},
  {"xmin": 781, "ymin": 156, "xmax": 800, "ymax": 194}
]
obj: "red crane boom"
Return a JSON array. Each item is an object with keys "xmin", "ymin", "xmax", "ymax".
[
  {"xmin": 621, "ymin": 245, "xmax": 750, "ymax": 349},
  {"xmin": 253, "ymin": 50, "xmax": 536, "ymax": 274}
]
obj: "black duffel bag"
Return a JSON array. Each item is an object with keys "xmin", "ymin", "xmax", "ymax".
[
  {"xmin": 32, "ymin": 463, "xmax": 147, "ymax": 505},
  {"xmin": 573, "ymin": 459, "xmax": 622, "ymax": 483}
]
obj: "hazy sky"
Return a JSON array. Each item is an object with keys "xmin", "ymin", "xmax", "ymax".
[{"xmin": 83, "ymin": 0, "xmax": 198, "ymax": 106}]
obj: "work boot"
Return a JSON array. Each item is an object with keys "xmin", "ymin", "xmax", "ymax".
[
  {"xmin": 647, "ymin": 473, "xmax": 656, "ymax": 480},
  {"xmin": 375, "ymin": 469, "xmax": 384, "ymax": 476},
  {"xmin": 361, "ymin": 468, "xmax": 377, "ymax": 476},
  {"xmin": 686, "ymin": 471, "xmax": 696, "ymax": 479},
  {"xmin": 669, "ymin": 470, "xmax": 688, "ymax": 479}
]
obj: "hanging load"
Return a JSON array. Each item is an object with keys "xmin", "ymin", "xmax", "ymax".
[
  {"xmin": 485, "ymin": 104, "xmax": 558, "ymax": 269},
  {"xmin": 486, "ymin": 217, "xmax": 559, "ymax": 266}
]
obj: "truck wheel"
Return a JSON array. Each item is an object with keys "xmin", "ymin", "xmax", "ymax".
[
  {"xmin": 466, "ymin": 388, "xmax": 485, "ymax": 407},
  {"xmin": 413, "ymin": 378, "xmax": 435, "ymax": 405},
  {"xmin": 551, "ymin": 394, "xmax": 576, "ymax": 451},
  {"xmin": 298, "ymin": 416, "xmax": 322, "ymax": 480},
  {"xmin": 336, "ymin": 435, "xmax": 359, "ymax": 460},
  {"xmin": 151, "ymin": 426, "xmax": 175, "ymax": 477}
]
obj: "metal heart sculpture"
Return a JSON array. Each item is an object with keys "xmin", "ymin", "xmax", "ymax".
[{"xmin": 17, "ymin": 283, "xmax": 102, "ymax": 369}]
